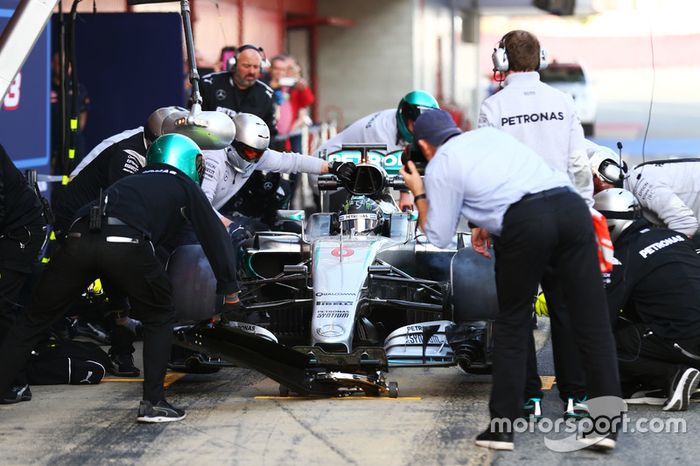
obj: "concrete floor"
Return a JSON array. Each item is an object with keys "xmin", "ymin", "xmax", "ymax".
[{"xmin": 0, "ymin": 327, "xmax": 697, "ymax": 465}]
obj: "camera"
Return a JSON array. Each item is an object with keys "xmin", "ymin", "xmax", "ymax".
[{"xmin": 400, "ymin": 143, "xmax": 428, "ymax": 175}]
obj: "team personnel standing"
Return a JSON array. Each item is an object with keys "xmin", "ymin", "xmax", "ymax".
[
  {"xmin": 0, "ymin": 134, "xmax": 242, "ymax": 423},
  {"xmin": 478, "ymin": 30, "xmax": 592, "ymax": 203},
  {"xmin": 478, "ymin": 30, "xmax": 593, "ymax": 415},
  {"xmin": 0, "ymin": 145, "xmax": 48, "ymax": 404},
  {"xmin": 594, "ymin": 189, "xmax": 700, "ymax": 411},
  {"xmin": 200, "ymin": 44, "xmax": 275, "ymax": 136},
  {"xmin": 313, "ymin": 90, "xmax": 440, "ymax": 211},
  {"xmin": 399, "ymin": 110, "xmax": 621, "ymax": 451}
]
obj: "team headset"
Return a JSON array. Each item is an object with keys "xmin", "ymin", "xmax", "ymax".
[
  {"xmin": 227, "ymin": 44, "xmax": 271, "ymax": 71},
  {"xmin": 491, "ymin": 35, "xmax": 548, "ymax": 77}
]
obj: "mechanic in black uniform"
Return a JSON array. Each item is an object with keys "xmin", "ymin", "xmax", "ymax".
[
  {"xmin": 50, "ymin": 107, "xmax": 177, "ymax": 377},
  {"xmin": 594, "ymin": 188, "xmax": 700, "ymax": 412},
  {"xmin": 200, "ymin": 44, "xmax": 286, "ymax": 228},
  {"xmin": 0, "ymin": 134, "xmax": 242, "ymax": 423},
  {"xmin": 0, "ymin": 145, "xmax": 48, "ymax": 404}
]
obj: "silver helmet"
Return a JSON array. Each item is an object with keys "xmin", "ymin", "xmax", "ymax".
[
  {"xmin": 145, "ymin": 106, "xmax": 188, "ymax": 145},
  {"xmin": 231, "ymin": 113, "xmax": 270, "ymax": 163},
  {"xmin": 593, "ymin": 188, "xmax": 641, "ymax": 242}
]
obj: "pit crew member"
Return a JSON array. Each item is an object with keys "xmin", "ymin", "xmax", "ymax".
[
  {"xmin": 400, "ymin": 109, "xmax": 621, "ymax": 451},
  {"xmin": 0, "ymin": 134, "xmax": 242, "ymax": 423}
]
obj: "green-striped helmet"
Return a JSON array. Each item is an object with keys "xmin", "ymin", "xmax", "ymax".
[
  {"xmin": 146, "ymin": 133, "xmax": 204, "ymax": 184},
  {"xmin": 396, "ymin": 90, "xmax": 439, "ymax": 143}
]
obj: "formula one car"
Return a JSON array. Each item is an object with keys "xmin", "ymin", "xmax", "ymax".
[{"xmin": 169, "ymin": 145, "xmax": 499, "ymax": 397}]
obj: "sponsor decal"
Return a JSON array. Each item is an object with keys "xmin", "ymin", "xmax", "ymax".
[
  {"xmin": 316, "ymin": 301, "xmax": 353, "ymax": 306},
  {"xmin": 638, "ymin": 235, "xmax": 686, "ymax": 258},
  {"xmin": 215, "ymin": 89, "xmax": 227, "ymax": 101},
  {"xmin": 316, "ymin": 310, "xmax": 351, "ymax": 319},
  {"xmin": 331, "ymin": 247, "xmax": 354, "ymax": 257},
  {"xmin": 500, "ymin": 111, "xmax": 564, "ymax": 126},
  {"xmin": 315, "ymin": 292, "xmax": 355, "ymax": 297},
  {"xmin": 328, "ymin": 151, "xmax": 402, "ymax": 171}
]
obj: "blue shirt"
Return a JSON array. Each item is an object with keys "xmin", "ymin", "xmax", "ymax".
[{"xmin": 423, "ymin": 127, "xmax": 572, "ymax": 247}]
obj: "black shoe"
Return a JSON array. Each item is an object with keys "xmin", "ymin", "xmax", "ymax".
[
  {"xmin": 136, "ymin": 400, "xmax": 186, "ymax": 423},
  {"xmin": 475, "ymin": 427, "xmax": 514, "ymax": 451},
  {"xmin": 523, "ymin": 397, "xmax": 542, "ymax": 421},
  {"xmin": 0, "ymin": 384, "xmax": 32, "ymax": 404},
  {"xmin": 109, "ymin": 351, "xmax": 141, "ymax": 377},
  {"xmin": 663, "ymin": 366, "xmax": 700, "ymax": 411}
]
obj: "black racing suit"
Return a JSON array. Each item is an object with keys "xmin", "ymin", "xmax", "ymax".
[
  {"xmin": 0, "ymin": 164, "xmax": 238, "ymax": 403},
  {"xmin": 200, "ymin": 72, "xmax": 284, "ymax": 225},
  {"xmin": 0, "ymin": 144, "xmax": 48, "ymax": 388},
  {"xmin": 52, "ymin": 130, "xmax": 147, "ymax": 236},
  {"xmin": 607, "ymin": 220, "xmax": 700, "ymax": 393}
]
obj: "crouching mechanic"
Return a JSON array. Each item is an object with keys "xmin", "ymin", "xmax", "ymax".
[
  {"xmin": 594, "ymin": 189, "xmax": 700, "ymax": 411},
  {"xmin": 312, "ymin": 90, "xmax": 439, "ymax": 211},
  {"xmin": 51, "ymin": 107, "xmax": 180, "ymax": 376},
  {"xmin": 0, "ymin": 134, "xmax": 242, "ymax": 423},
  {"xmin": 399, "ymin": 109, "xmax": 621, "ymax": 451},
  {"xmin": 201, "ymin": 112, "xmax": 356, "ymax": 234}
]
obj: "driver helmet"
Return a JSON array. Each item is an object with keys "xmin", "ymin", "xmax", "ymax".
[
  {"xmin": 146, "ymin": 134, "xmax": 205, "ymax": 184},
  {"xmin": 339, "ymin": 196, "xmax": 383, "ymax": 235},
  {"xmin": 230, "ymin": 113, "xmax": 270, "ymax": 168},
  {"xmin": 588, "ymin": 144, "xmax": 626, "ymax": 187},
  {"xmin": 396, "ymin": 90, "xmax": 440, "ymax": 143},
  {"xmin": 593, "ymin": 188, "xmax": 641, "ymax": 242}
]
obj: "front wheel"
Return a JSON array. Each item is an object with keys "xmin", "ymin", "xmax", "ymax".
[{"xmin": 388, "ymin": 381, "xmax": 399, "ymax": 398}]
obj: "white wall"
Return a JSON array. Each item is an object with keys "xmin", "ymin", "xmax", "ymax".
[{"xmin": 316, "ymin": 0, "xmax": 414, "ymax": 128}]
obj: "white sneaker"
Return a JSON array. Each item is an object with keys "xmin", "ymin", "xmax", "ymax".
[{"xmin": 663, "ymin": 367, "xmax": 700, "ymax": 411}]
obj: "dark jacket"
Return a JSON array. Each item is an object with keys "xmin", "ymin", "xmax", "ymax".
[
  {"xmin": 76, "ymin": 164, "xmax": 239, "ymax": 294},
  {"xmin": 607, "ymin": 219, "xmax": 700, "ymax": 339},
  {"xmin": 0, "ymin": 144, "xmax": 44, "ymax": 234}
]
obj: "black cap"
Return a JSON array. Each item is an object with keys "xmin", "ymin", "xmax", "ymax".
[{"xmin": 413, "ymin": 109, "xmax": 462, "ymax": 146}]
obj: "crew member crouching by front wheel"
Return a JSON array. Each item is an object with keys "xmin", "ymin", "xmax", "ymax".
[{"xmin": 0, "ymin": 134, "xmax": 242, "ymax": 423}]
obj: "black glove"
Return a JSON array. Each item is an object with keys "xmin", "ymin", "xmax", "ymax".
[{"xmin": 329, "ymin": 161, "xmax": 357, "ymax": 184}]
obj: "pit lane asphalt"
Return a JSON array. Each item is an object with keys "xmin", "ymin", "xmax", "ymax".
[{"xmin": 0, "ymin": 320, "xmax": 695, "ymax": 465}]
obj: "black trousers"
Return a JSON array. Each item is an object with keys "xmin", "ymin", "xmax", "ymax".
[
  {"xmin": 616, "ymin": 322, "xmax": 700, "ymax": 391},
  {"xmin": 489, "ymin": 190, "xmax": 621, "ymax": 422},
  {"xmin": 0, "ymin": 220, "xmax": 174, "ymax": 403},
  {"xmin": 0, "ymin": 220, "xmax": 47, "ymax": 387},
  {"xmin": 524, "ymin": 273, "xmax": 587, "ymax": 402}
]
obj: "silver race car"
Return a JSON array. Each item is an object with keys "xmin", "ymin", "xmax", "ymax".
[{"xmin": 169, "ymin": 145, "xmax": 499, "ymax": 397}]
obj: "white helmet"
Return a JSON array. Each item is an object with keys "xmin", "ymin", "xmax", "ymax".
[
  {"xmin": 231, "ymin": 113, "xmax": 270, "ymax": 163},
  {"xmin": 593, "ymin": 188, "xmax": 641, "ymax": 242},
  {"xmin": 587, "ymin": 144, "xmax": 625, "ymax": 187}
]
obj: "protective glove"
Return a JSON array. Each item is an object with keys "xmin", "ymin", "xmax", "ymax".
[
  {"xmin": 534, "ymin": 292, "xmax": 549, "ymax": 318},
  {"xmin": 221, "ymin": 294, "xmax": 247, "ymax": 323},
  {"xmin": 329, "ymin": 161, "xmax": 357, "ymax": 185}
]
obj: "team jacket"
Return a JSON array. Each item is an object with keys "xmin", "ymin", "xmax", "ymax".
[
  {"xmin": 625, "ymin": 159, "xmax": 700, "ymax": 237},
  {"xmin": 477, "ymin": 72, "xmax": 593, "ymax": 205},
  {"xmin": 0, "ymin": 144, "xmax": 44, "ymax": 234},
  {"xmin": 201, "ymin": 146, "xmax": 324, "ymax": 212},
  {"xmin": 53, "ymin": 128, "xmax": 147, "ymax": 233},
  {"xmin": 200, "ymin": 72, "xmax": 277, "ymax": 137},
  {"xmin": 606, "ymin": 219, "xmax": 700, "ymax": 340},
  {"xmin": 75, "ymin": 164, "xmax": 238, "ymax": 294},
  {"xmin": 312, "ymin": 109, "xmax": 404, "ymax": 158}
]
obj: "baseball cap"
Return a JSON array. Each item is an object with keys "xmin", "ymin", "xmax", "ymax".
[{"xmin": 413, "ymin": 109, "xmax": 462, "ymax": 146}]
